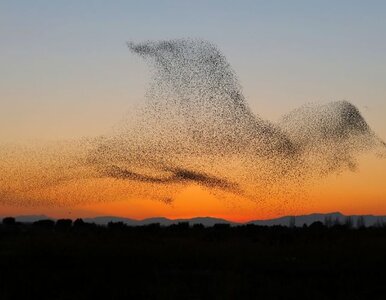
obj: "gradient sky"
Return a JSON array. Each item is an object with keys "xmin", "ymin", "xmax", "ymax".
[{"xmin": 1, "ymin": 1, "xmax": 386, "ymax": 220}]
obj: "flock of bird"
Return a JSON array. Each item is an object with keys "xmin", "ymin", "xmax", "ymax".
[{"xmin": 0, "ymin": 39, "xmax": 384, "ymax": 208}]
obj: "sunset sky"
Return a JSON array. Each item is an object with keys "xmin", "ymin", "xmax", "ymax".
[{"xmin": 1, "ymin": 1, "xmax": 385, "ymax": 221}]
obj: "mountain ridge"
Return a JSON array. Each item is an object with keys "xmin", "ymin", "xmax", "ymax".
[{"xmin": 2, "ymin": 212, "xmax": 386, "ymax": 227}]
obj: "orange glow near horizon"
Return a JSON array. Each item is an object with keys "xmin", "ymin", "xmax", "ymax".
[
  {"xmin": 1, "ymin": 3, "xmax": 386, "ymax": 224},
  {"xmin": 0, "ymin": 137, "xmax": 385, "ymax": 222},
  {"xmin": 1, "ymin": 154, "xmax": 385, "ymax": 222}
]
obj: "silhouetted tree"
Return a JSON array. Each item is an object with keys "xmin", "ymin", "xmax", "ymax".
[
  {"xmin": 108, "ymin": 221, "xmax": 127, "ymax": 230},
  {"xmin": 2, "ymin": 217, "xmax": 16, "ymax": 226},
  {"xmin": 56, "ymin": 219, "xmax": 72, "ymax": 232},
  {"xmin": 214, "ymin": 223, "xmax": 230, "ymax": 229},
  {"xmin": 1, "ymin": 219, "xmax": 386, "ymax": 299},
  {"xmin": 171, "ymin": 222, "xmax": 190, "ymax": 230},
  {"xmin": 356, "ymin": 216, "xmax": 366, "ymax": 229},
  {"xmin": 309, "ymin": 221, "xmax": 325, "ymax": 230},
  {"xmin": 344, "ymin": 216, "xmax": 353, "ymax": 229},
  {"xmin": 142, "ymin": 223, "xmax": 161, "ymax": 233},
  {"xmin": 33, "ymin": 219, "xmax": 55, "ymax": 230},
  {"xmin": 147, "ymin": 223, "xmax": 161, "ymax": 228},
  {"xmin": 193, "ymin": 223, "xmax": 204, "ymax": 230},
  {"xmin": 73, "ymin": 218, "xmax": 85, "ymax": 228}
]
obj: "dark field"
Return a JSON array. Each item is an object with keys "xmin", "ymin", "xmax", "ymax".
[{"xmin": 1, "ymin": 219, "xmax": 386, "ymax": 299}]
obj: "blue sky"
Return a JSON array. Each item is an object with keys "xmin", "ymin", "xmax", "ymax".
[{"xmin": 1, "ymin": 0, "xmax": 385, "ymax": 141}]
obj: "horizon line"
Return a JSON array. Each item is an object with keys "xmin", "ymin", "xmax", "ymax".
[{"xmin": 2, "ymin": 211, "xmax": 386, "ymax": 224}]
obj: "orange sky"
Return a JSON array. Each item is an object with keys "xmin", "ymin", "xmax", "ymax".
[
  {"xmin": 1, "ymin": 155, "xmax": 385, "ymax": 222},
  {"xmin": 1, "ymin": 2, "xmax": 386, "ymax": 221}
]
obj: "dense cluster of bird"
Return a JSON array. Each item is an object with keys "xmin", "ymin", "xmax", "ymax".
[{"xmin": 0, "ymin": 39, "xmax": 384, "ymax": 207}]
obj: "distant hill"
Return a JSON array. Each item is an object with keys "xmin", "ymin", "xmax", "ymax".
[
  {"xmin": 248, "ymin": 212, "xmax": 345, "ymax": 227},
  {"xmin": 83, "ymin": 216, "xmax": 139, "ymax": 226},
  {"xmin": 248, "ymin": 212, "xmax": 386, "ymax": 227},
  {"xmin": 12, "ymin": 215, "xmax": 52, "ymax": 223},
  {"xmin": 2, "ymin": 212, "xmax": 386, "ymax": 227},
  {"xmin": 85, "ymin": 216, "xmax": 234, "ymax": 227},
  {"xmin": 174, "ymin": 217, "xmax": 235, "ymax": 226}
]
